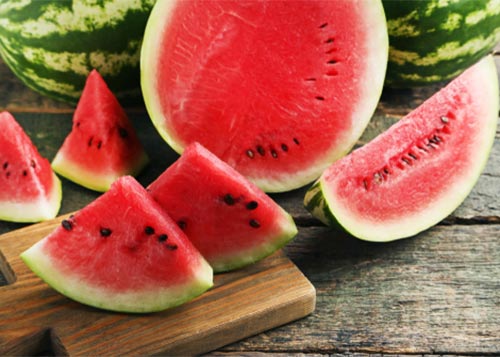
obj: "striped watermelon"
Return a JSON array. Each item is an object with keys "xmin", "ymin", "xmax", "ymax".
[
  {"xmin": 383, "ymin": 0, "xmax": 500, "ymax": 86},
  {"xmin": 0, "ymin": 0, "xmax": 155, "ymax": 104}
]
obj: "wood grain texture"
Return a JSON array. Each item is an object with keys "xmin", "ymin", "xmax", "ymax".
[{"xmin": 0, "ymin": 215, "xmax": 315, "ymax": 356}]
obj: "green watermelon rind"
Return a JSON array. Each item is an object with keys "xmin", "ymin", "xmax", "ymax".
[
  {"xmin": 0, "ymin": 171, "xmax": 62, "ymax": 223},
  {"xmin": 383, "ymin": 0, "xmax": 500, "ymax": 86},
  {"xmin": 51, "ymin": 150, "xmax": 149, "ymax": 192},
  {"xmin": 141, "ymin": 0, "xmax": 389, "ymax": 193},
  {"xmin": 20, "ymin": 236, "xmax": 213, "ymax": 313},
  {"xmin": 0, "ymin": 0, "xmax": 155, "ymax": 103},
  {"xmin": 211, "ymin": 208, "xmax": 298, "ymax": 273},
  {"xmin": 304, "ymin": 55, "xmax": 499, "ymax": 242}
]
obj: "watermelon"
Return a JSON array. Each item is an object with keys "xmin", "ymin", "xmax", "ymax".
[
  {"xmin": 304, "ymin": 55, "xmax": 499, "ymax": 242},
  {"xmin": 147, "ymin": 142, "xmax": 297, "ymax": 272},
  {"xmin": 0, "ymin": 111, "xmax": 61, "ymax": 223},
  {"xmin": 21, "ymin": 176, "xmax": 213, "ymax": 313},
  {"xmin": 0, "ymin": 0, "xmax": 155, "ymax": 104},
  {"xmin": 141, "ymin": 0, "xmax": 388, "ymax": 193},
  {"xmin": 383, "ymin": 0, "xmax": 500, "ymax": 86},
  {"xmin": 52, "ymin": 69, "xmax": 149, "ymax": 192}
]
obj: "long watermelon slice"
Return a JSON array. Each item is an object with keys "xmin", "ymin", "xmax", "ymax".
[
  {"xmin": 141, "ymin": 0, "xmax": 388, "ymax": 193},
  {"xmin": 0, "ymin": 111, "xmax": 61, "ymax": 222},
  {"xmin": 21, "ymin": 176, "xmax": 213, "ymax": 313},
  {"xmin": 52, "ymin": 69, "xmax": 149, "ymax": 192},
  {"xmin": 304, "ymin": 55, "xmax": 499, "ymax": 242},
  {"xmin": 147, "ymin": 142, "xmax": 298, "ymax": 272}
]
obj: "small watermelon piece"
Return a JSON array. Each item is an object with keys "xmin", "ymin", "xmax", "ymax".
[
  {"xmin": 52, "ymin": 69, "xmax": 149, "ymax": 192},
  {"xmin": 383, "ymin": 0, "xmax": 500, "ymax": 86},
  {"xmin": 141, "ymin": 0, "xmax": 388, "ymax": 193},
  {"xmin": 304, "ymin": 55, "xmax": 499, "ymax": 242},
  {"xmin": 0, "ymin": 111, "xmax": 61, "ymax": 223},
  {"xmin": 147, "ymin": 143, "xmax": 298, "ymax": 272},
  {"xmin": 21, "ymin": 176, "xmax": 213, "ymax": 313}
]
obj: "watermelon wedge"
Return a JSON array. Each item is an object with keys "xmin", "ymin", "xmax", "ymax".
[
  {"xmin": 141, "ymin": 0, "xmax": 388, "ymax": 192},
  {"xmin": 147, "ymin": 143, "xmax": 298, "ymax": 272},
  {"xmin": 21, "ymin": 176, "xmax": 213, "ymax": 313},
  {"xmin": 0, "ymin": 111, "xmax": 61, "ymax": 223},
  {"xmin": 304, "ymin": 55, "xmax": 499, "ymax": 242},
  {"xmin": 52, "ymin": 69, "xmax": 149, "ymax": 192}
]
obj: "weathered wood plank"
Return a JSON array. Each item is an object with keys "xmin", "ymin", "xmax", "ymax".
[{"xmin": 217, "ymin": 224, "xmax": 500, "ymax": 355}]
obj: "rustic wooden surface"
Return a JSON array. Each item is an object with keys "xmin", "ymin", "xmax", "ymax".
[{"xmin": 0, "ymin": 46, "xmax": 499, "ymax": 356}]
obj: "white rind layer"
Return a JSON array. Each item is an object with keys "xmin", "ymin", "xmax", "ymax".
[{"xmin": 21, "ymin": 237, "xmax": 214, "ymax": 313}]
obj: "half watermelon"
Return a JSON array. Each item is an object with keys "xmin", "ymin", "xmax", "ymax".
[
  {"xmin": 141, "ymin": 0, "xmax": 388, "ymax": 192},
  {"xmin": 21, "ymin": 176, "xmax": 213, "ymax": 313},
  {"xmin": 147, "ymin": 142, "xmax": 297, "ymax": 272},
  {"xmin": 304, "ymin": 55, "xmax": 499, "ymax": 242},
  {"xmin": 0, "ymin": 111, "xmax": 61, "ymax": 222},
  {"xmin": 52, "ymin": 70, "xmax": 149, "ymax": 192}
]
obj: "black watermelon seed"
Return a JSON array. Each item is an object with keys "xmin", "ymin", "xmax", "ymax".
[
  {"xmin": 97, "ymin": 140, "xmax": 102, "ymax": 149},
  {"xmin": 144, "ymin": 226, "xmax": 155, "ymax": 235},
  {"xmin": 100, "ymin": 227, "xmax": 112, "ymax": 237},
  {"xmin": 223, "ymin": 194, "xmax": 235, "ymax": 205},
  {"xmin": 325, "ymin": 38, "xmax": 334, "ymax": 44},
  {"xmin": 246, "ymin": 149, "xmax": 255, "ymax": 158},
  {"xmin": 22, "ymin": 170, "xmax": 27, "ymax": 176},
  {"xmin": 281, "ymin": 144, "xmax": 288, "ymax": 152},
  {"xmin": 61, "ymin": 219, "xmax": 73, "ymax": 231},
  {"xmin": 256, "ymin": 145, "xmax": 265, "ymax": 156},
  {"xmin": 88, "ymin": 136, "xmax": 93, "ymax": 147},
  {"xmin": 293, "ymin": 138, "xmax": 300, "ymax": 145},
  {"xmin": 2, "ymin": 162, "xmax": 8, "ymax": 170},
  {"xmin": 249, "ymin": 219, "xmax": 261, "ymax": 228},
  {"xmin": 118, "ymin": 127, "xmax": 128, "ymax": 138},
  {"xmin": 319, "ymin": 23, "xmax": 328, "ymax": 28},
  {"xmin": 246, "ymin": 201, "xmax": 258, "ymax": 210},
  {"xmin": 177, "ymin": 220, "xmax": 187, "ymax": 230},
  {"xmin": 315, "ymin": 96, "xmax": 325, "ymax": 101},
  {"xmin": 166, "ymin": 243, "xmax": 178, "ymax": 251},
  {"xmin": 30, "ymin": 160, "xmax": 36, "ymax": 168},
  {"xmin": 76, "ymin": 122, "xmax": 80, "ymax": 128},
  {"xmin": 158, "ymin": 234, "xmax": 168, "ymax": 242}
]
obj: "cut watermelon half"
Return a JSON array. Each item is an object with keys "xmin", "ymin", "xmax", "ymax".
[
  {"xmin": 0, "ymin": 111, "xmax": 61, "ymax": 222},
  {"xmin": 52, "ymin": 70, "xmax": 149, "ymax": 192},
  {"xmin": 304, "ymin": 55, "xmax": 499, "ymax": 242},
  {"xmin": 21, "ymin": 176, "xmax": 213, "ymax": 313},
  {"xmin": 141, "ymin": 0, "xmax": 388, "ymax": 192},
  {"xmin": 147, "ymin": 142, "xmax": 298, "ymax": 272}
]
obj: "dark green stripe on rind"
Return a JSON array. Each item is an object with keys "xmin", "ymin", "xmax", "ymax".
[
  {"xmin": 303, "ymin": 180, "xmax": 337, "ymax": 227},
  {"xmin": 383, "ymin": 0, "xmax": 500, "ymax": 85}
]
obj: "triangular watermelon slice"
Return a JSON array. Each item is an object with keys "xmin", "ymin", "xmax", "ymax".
[
  {"xmin": 21, "ymin": 176, "xmax": 213, "ymax": 313},
  {"xmin": 52, "ymin": 70, "xmax": 149, "ymax": 192},
  {"xmin": 0, "ymin": 111, "xmax": 61, "ymax": 222},
  {"xmin": 304, "ymin": 55, "xmax": 499, "ymax": 242},
  {"xmin": 147, "ymin": 142, "xmax": 298, "ymax": 272}
]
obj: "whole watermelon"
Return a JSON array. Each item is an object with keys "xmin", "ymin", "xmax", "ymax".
[
  {"xmin": 383, "ymin": 0, "xmax": 500, "ymax": 86},
  {"xmin": 0, "ymin": 0, "xmax": 156, "ymax": 104}
]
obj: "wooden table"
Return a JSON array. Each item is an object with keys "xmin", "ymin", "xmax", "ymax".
[{"xmin": 0, "ymin": 48, "xmax": 499, "ymax": 356}]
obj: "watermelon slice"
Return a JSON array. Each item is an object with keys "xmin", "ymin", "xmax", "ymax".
[
  {"xmin": 147, "ymin": 142, "xmax": 298, "ymax": 272},
  {"xmin": 21, "ymin": 176, "xmax": 213, "ymax": 313},
  {"xmin": 304, "ymin": 55, "xmax": 499, "ymax": 242},
  {"xmin": 0, "ymin": 111, "xmax": 61, "ymax": 223},
  {"xmin": 141, "ymin": 0, "xmax": 388, "ymax": 192},
  {"xmin": 52, "ymin": 69, "xmax": 149, "ymax": 192}
]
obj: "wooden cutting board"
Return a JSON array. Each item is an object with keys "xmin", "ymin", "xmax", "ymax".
[{"xmin": 0, "ymin": 214, "xmax": 316, "ymax": 356}]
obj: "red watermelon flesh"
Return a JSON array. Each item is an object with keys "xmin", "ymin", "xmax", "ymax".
[
  {"xmin": 52, "ymin": 69, "xmax": 149, "ymax": 192},
  {"xmin": 141, "ymin": 0, "xmax": 388, "ymax": 192},
  {"xmin": 0, "ymin": 111, "xmax": 61, "ymax": 222},
  {"xmin": 304, "ymin": 56, "xmax": 499, "ymax": 242},
  {"xmin": 21, "ymin": 176, "xmax": 213, "ymax": 313},
  {"xmin": 147, "ymin": 142, "xmax": 297, "ymax": 272}
]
